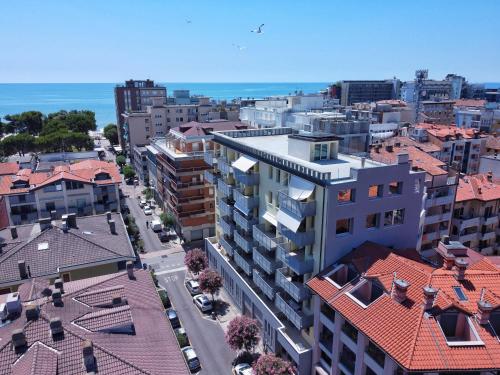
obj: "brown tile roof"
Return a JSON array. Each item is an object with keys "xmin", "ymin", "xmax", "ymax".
[
  {"xmin": 416, "ymin": 123, "xmax": 485, "ymax": 141},
  {"xmin": 454, "ymin": 99, "xmax": 487, "ymax": 108},
  {"xmin": 456, "ymin": 173, "xmax": 500, "ymax": 202},
  {"xmin": 0, "ymin": 163, "xmax": 20, "ymax": 177},
  {"xmin": 486, "ymin": 135, "xmax": 500, "ymax": 152},
  {"xmin": 0, "ymin": 270, "xmax": 189, "ymax": 375},
  {"xmin": 307, "ymin": 242, "xmax": 500, "ymax": 372}
]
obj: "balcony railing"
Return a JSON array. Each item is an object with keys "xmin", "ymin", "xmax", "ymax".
[
  {"xmin": 276, "ymin": 242, "xmax": 314, "ymax": 275},
  {"xmin": 253, "ymin": 224, "xmax": 281, "ymax": 252},
  {"xmin": 219, "ymin": 236, "xmax": 236, "ymax": 257},
  {"xmin": 218, "ymin": 156, "xmax": 232, "ymax": 175},
  {"xmin": 252, "ymin": 247, "xmax": 279, "ymax": 274},
  {"xmin": 275, "ymin": 292, "xmax": 313, "ymax": 330},
  {"xmin": 9, "ymin": 194, "xmax": 36, "ymax": 205},
  {"xmin": 252, "ymin": 269, "xmax": 277, "ymax": 301},
  {"xmin": 233, "ymin": 189, "xmax": 259, "ymax": 214},
  {"xmin": 234, "ymin": 169, "xmax": 260, "ymax": 186},
  {"xmin": 233, "ymin": 210, "xmax": 258, "ymax": 232},
  {"xmin": 484, "ymin": 215, "xmax": 499, "ymax": 226},
  {"xmin": 278, "ymin": 191, "xmax": 316, "ymax": 219},
  {"xmin": 424, "ymin": 211, "xmax": 452, "ymax": 225},
  {"xmin": 278, "ymin": 223, "xmax": 315, "ymax": 247},
  {"xmin": 456, "ymin": 216, "xmax": 481, "ymax": 229},
  {"xmin": 217, "ymin": 179, "xmax": 234, "ymax": 199},
  {"xmin": 234, "ymin": 229, "xmax": 254, "ymax": 253},
  {"xmin": 276, "ymin": 267, "xmax": 310, "ymax": 302},
  {"xmin": 204, "ymin": 169, "xmax": 219, "ymax": 185},
  {"xmin": 218, "ymin": 198, "xmax": 234, "ymax": 219},
  {"xmin": 219, "ymin": 216, "xmax": 235, "ymax": 237},
  {"xmin": 234, "ymin": 250, "xmax": 253, "ymax": 276},
  {"xmin": 204, "ymin": 151, "xmax": 217, "ymax": 166}
]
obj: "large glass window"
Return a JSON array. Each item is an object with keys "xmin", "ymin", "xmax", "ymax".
[
  {"xmin": 384, "ymin": 209, "xmax": 405, "ymax": 226},
  {"xmin": 336, "ymin": 218, "xmax": 353, "ymax": 235},
  {"xmin": 388, "ymin": 181, "xmax": 403, "ymax": 195},
  {"xmin": 338, "ymin": 189, "xmax": 355, "ymax": 203},
  {"xmin": 314, "ymin": 144, "xmax": 329, "ymax": 161},
  {"xmin": 366, "ymin": 213, "xmax": 379, "ymax": 229}
]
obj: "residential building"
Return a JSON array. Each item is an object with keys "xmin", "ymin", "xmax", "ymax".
[
  {"xmin": 371, "ymin": 139, "xmax": 459, "ymax": 251},
  {"xmin": 409, "ymin": 124, "xmax": 487, "ymax": 174},
  {"xmin": 485, "ymin": 135, "xmax": 500, "ymax": 155},
  {"xmin": 368, "ymin": 123, "xmax": 400, "ymax": 144},
  {"xmin": 132, "ymin": 145, "xmax": 149, "ymax": 185},
  {"xmin": 0, "ymin": 212, "xmax": 135, "ymax": 294},
  {"xmin": 0, "ymin": 163, "xmax": 20, "ymax": 177},
  {"xmin": 454, "ymin": 99, "xmax": 500, "ymax": 132},
  {"xmin": 0, "ymin": 160, "xmax": 121, "ymax": 226},
  {"xmin": 340, "ymin": 80, "xmax": 400, "ymax": 106},
  {"xmin": 479, "ymin": 154, "xmax": 500, "ymax": 177},
  {"xmin": 146, "ymin": 144, "xmax": 160, "ymax": 200},
  {"xmin": 445, "ymin": 73, "xmax": 467, "ymax": 99},
  {"xmin": 451, "ymin": 172, "xmax": 499, "ymax": 254},
  {"xmin": 370, "ymin": 100, "xmax": 413, "ymax": 124},
  {"xmin": 400, "ymin": 79, "xmax": 452, "ymax": 103},
  {"xmin": 307, "ymin": 239, "xmax": 500, "ymax": 375},
  {"xmin": 0, "ymin": 267, "xmax": 189, "ymax": 374},
  {"xmin": 151, "ymin": 121, "xmax": 248, "ymax": 242},
  {"xmin": 114, "ymin": 79, "xmax": 167, "ymax": 149},
  {"xmin": 420, "ymin": 99, "xmax": 455, "ymax": 124},
  {"xmin": 205, "ymin": 127, "xmax": 425, "ymax": 374}
]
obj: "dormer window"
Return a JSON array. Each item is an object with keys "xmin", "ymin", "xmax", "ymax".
[
  {"xmin": 347, "ymin": 278, "xmax": 385, "ymax": 308},
  {"xmin": 325, "ymin": 264, "xmax": 357, "ymax": 289},
  {"xmin": 95, "ymin": 172, "xmax": 111, "ymax": 181},
  {"xmin": 438, "ymin": 309, "xmax": 483, "ymax": 346},
  {"xmin": 489, "ymin": 310, "xmax": 500, "ymax": 337}
]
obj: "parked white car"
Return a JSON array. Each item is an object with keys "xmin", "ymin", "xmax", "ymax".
[
  {"xmin": 193, "ymin": 294, "xmax": 212, "ymax": 312},
  {"xmin": 185, "ymin": 279, "xmax": 201, "ymax": 295},
  {"xmin": 143, "ymin": 205, "xmax": 153, "ymax": 215},
  {"xmin": 139, "ymin": 199, "xmax": 147, "ymax": 208},
  {"xmin": 233, "ymin": 363, "xmax": 253, "ymax": 375}
]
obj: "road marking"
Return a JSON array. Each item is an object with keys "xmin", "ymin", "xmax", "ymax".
[{"xmin": 155, "ymin": 266, "xmax": 187, "ymax": 275}]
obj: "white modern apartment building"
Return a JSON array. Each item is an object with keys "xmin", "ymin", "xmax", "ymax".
[{"xmin": 204, "ymin": 128, "xmax": 425, "ymax": 374}]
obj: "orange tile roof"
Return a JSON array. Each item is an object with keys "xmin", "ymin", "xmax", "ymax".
[
  {"xmin": 454, "ymin": 99, "xmax": 487, "ymax": 108},
  {"xmin": 456, "ymin": 173, "xmax": 500, "ymax": 202},
  {"xmin": 486, "ymin": 136, "xmax": 500, "ymax": 151},
  {"xmin": 0, "ymin": 162, "xmax": 20, "ymax": 176},
  {"xmin": 416, "ymin": 123, "xmax": 485, "ymax": 141},
  {"xmin": 307, "ymin": 242, "xmax": 500, "ymax": 372}
]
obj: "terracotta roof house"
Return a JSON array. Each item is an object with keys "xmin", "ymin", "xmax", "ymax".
[
  {"xmin": 0, "ymin": 268, "xmax": 189, "ymax": 374},
  {"xmin": 0, "ymin": 163, "xmax": 20, "ymax": 177},
  {"xmin": 307, "ymin": 239, "xmax": 500, "ymax": 374},
  {"xmin": 0, "ymin": 212, "xmax": 136, "ymax": 294}
]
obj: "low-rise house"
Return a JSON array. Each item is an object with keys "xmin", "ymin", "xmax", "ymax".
[
  {"xmin": 0, "ymin": 212, "xmax": 135, "ymax": 294},
  {"xmin": 0, "ymin": 267, "xmax": 189, "ymax": 374},
  {"xmin": 307, "ymin": 239, "xmax": 500, "ymax": 375},
  {"xmin": 0, "ymin": 160, "xmax": 121, "ymax": 226},
  {"xmin": 451, "ymin": 172, "xmax": 499, "ymax": 254}
]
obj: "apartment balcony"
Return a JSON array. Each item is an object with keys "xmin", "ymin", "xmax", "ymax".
[
  {"xmin": 233, "ymin": 169, "xmax": 260, "ymax": 186},
  {"xmin": 481, "ymin": 230, "xmax": 496, "ymax": 241},
  {"xmin": 218, "ymin": 156, "xmax": 232, "ymax": 175},
  {"xmin": 217, "ymin": 179, "xmax": 234, "ymax": 199},
  {"xmin": 275, "ymin": 292, "xmax": 313, "ymax": 331},
  {"xmin": 234, "ymin": 250, "xmax": 253, "ymax": 276},
  {"xmin": 422, "ymin": 229, "xmax": 449, "ymax": 243},
  {"xmin": 204, "ymin": 169, "xmax": 219, "ymax": 185},
  {"xmin": 278, "ymin": 223, "xmax": 315, "ymax": 247},
  {"xmin": 9, "ymin": 195, "xmax": 36, "ymax": 205},
  {"xmin": 278, "ymin": 191, "xmax": 316, "ymax": 220},
  {"xmin": 204, "ymin": 151, "xmax": 217, "ymax": 166},
  {"xmin": 233, "ymin": 189, "xmax": 259, "ymax": 215},
  {"xmin": 484, "ymin": 215, "xmax": 499, "ymax": 226},
  {"xmin": 234, "ymin": 229, "xmax": 254, "ymax": 254},
  {"xmin": 478, "ymin": 246, "xmax": 494, "ymax": 255},
  {"xmin": 425, "ymin": 193, "xmax": 455, "ymax": 208},
  {"xmin": 276, "ymin": 267, "xmax": 310, "ymax": 302},
  {"xmin": 219, "ymin": 198, "xmax": 234, "ymax": 219},
  {"xmin": 276, "ymin": 242, "xmax": 314, "ymax": 275},
  {"xmin": 11, "ymin": 212, "xmax": 39, "ymax": 225},
  {"xmin": 458, "ymin": 232, "xmax": 479, "ymax": 243},
  {"xmin": 455, "ymin": 216, "xmax": 481, "ymax": 230},
  {"xmin": 220, "ymin": 216, "xmax": 235, "ymax": 237},
  {"xmin": 253, "ymin": 224, "xmax": 281, "ymax": 252},
  {"xmin": 425, "ymin": 211, "xmax": 452, "ymax": 225},
  {"xmin": 233, "ymin": 210, "xmax": 258, "ymax": 233},
  {"xmin": 253, "ymin": 247, "xmax": 280, "ymax": 274},
  {"xmin": 252, "ymin": 269, "xmax": 277, "ymax": 301},
  {"xmin": 219, "ymin": 236, "xmax": 236, "ymax": 257}
]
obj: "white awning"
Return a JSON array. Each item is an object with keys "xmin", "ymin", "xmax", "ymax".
[
  {"xmin": 262, "ymin": 211, "xmax": 278, "ymax": 227},
  {"xmin": 288, "ymin": 176, "xmax": 315, "ymax": 201},
  {"xmin": 277, "ymin": 209, "xmax": 302, "ymax": 233},
  {"xmin": 232, "ymin": 155, "xmax": 257, "ymax": 173}
]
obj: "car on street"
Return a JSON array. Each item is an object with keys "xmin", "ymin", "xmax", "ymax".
[
  {"xmin": 157, "ymin": 229, "xmax": 170, "ymax": 242},
  {"xmin": 232, "ymin": 363, "xmax": 253, "ymax": 375},
  {"xmin": 143, "ymin": 205, "xmax": 153, "ymax": 215},
  {"xmin": 193, "ymin": 294, "xmax": 213, "ymax": 312},
  {"xmin": 166, "ymin": 308, "xmax": 180, "ymax": 329},
  {"xmin": 156, "ymin": 287, "xmax": 171, "ymax": 308},
  {"xmin": 181, "ymin": 346, "xmax": 201, "ymax": 373},
  {"xmin": 139, "ymin": 199, "xmax": 147, "ymax": 208},
  {"xmin": 174, "ymin": 327, "xmax": 190, "ymax": 347},
  {"xmin": 151, "ymin": 219, "xmax": 162, "ymax": 232},
  {"xmin": 185, "ymin": 279, "xmax": 201, "ymax": 295}
]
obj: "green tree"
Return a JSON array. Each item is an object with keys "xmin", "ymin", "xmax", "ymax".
[
  {"xmin": 160, "ymin": 212, "xmax": 175, "ymax": 227},
  {"xmin": 4, "ymin": 111, "xmax": 44, "ymax": 135},
  {"xmin": 123, "ymin": 165, "xmax": 136, "ymax": 179},
  {"xmin": 1, "ymin": 133, "xmax": 36, "ymax": 155},
  {"xmin": 116, "ymin": 154, "xmax": 127, "ymax": 167},
  {"xmin": 103, "ymin": 123, "xmax": 119, "ymax": 145},
  {"xmin": 46, "ymin": 110, "xmax": 96, "ymax": 133}
]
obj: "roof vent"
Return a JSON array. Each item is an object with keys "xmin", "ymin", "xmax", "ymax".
[
  {"xmin": 49, "ymin": 317, "xmax": 63, "ymax": 337},
  {"xmin": 454, "ymin": 258, "xmax": 468, "ymax": 281},
  {"xmin": 108, "ymin": 219, "xmax": 116, "ymax": 235},
  {"xmin": 67, "ymin": 213, "xmax": 77, "ymax": 228},
  {"xmin": 61, "ymin": 220, "xmax": 68, "ymax": 232},
  {"xmin": 11, "ymin": 329, "xmax": 27, "ymax": 351},
  {"xmin": 52, "ymin": 289, "xmax": 63, "ymax": 306},
  {"xmin": 25, "ymin": 304, "xmax": 39, "ymax": 321},
  {"xmin": 82, "ymin": 340, "xmax": 96, "ymax": 373},
  {"xmin": 106, "ymin": 211, "xmax": 112, "ymax": 221},
  {"xmin": 10, "ymin": 226, "xmax": 18, "ymax": 240},
  {"xmin": 477, "ymin": 300, "xmax": 493, "ymax": 325},
  {"xmin": 423, "ymin": 286, "xmax": 438, "ymax": 310},
  {"xmin": 126, "ymin": 261, "xmax": 135, "ymax": 279},
  {"xmin": 54, "ymin": 278, "xmax": 64, "ymax": 294},
  {"xmin": 391, "ymin": 278, "xmax": 410, "ymax": 304}
]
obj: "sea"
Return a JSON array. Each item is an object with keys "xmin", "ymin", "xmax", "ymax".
[{"xmin": 0, "ymin": 82, "xmax": 329, "ymax": 129}]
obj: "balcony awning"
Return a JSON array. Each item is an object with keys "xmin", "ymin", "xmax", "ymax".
[
  {"xmin": 262, "ymin": 211, "xmax": 278, "ymax": 227},
  {"xmin": 234, "ymin": 201, "xmax": 251, "ymax": 216},
  {"xmin": 232, "ymin": 155, "xmax": 257, "ymax": 173},
  {"xmin": 277, "ymin": 209, "xmax": 302, "ymax": 232},
  {"xmin": 288, "ymin": 176, "xmax": 315, "ymax": 201}
]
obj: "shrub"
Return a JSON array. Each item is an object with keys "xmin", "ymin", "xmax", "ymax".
[{"xmin": 225, "ymin": 315, "xmax": 260, "ymax": 352}]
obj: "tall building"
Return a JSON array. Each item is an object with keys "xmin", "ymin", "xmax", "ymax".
[
  {"xmin": 307, "ymin": 239, "xmax": 500, "ymax": 375},
  {"xmin": 114, "ymin": 79, "xmax": 167, "ymax": 150},
  {"xmin": 340, "ymin": 80, "xmax": 400, "ymax": 106},
  {"xmin": 204, "ymin": 127, "xmax": 425, "ymax": 373},
  {"xmin": 420, "ymin": 99, "xmax": 455, "ymax": 124}
]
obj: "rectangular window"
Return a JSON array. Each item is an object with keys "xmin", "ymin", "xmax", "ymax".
[
  {"xmin": 384, "ymin": 209, "xmax": 405, "ymax": 226},
  {"xmin": 313, "ymin": 144, "xmax": 329, "ymax": 161},
  {"xmin": 338, "ymin": 189, "xmax": 355, "ymax": 203},
  {"xmin": 275, "ymin": 169, "xmax": 281, "ymax": 183},
  {"xmin": 388, "ymin": 181, "xmax": 403, "ymax": 195},
  {"xmin": 366, "ymin": 213, "xmax": 379, "ymax": 229},
  {"xmin": 336, "ymin": 218, "xmax": 353, "ymax": 235},
  {"xmin": 45, "ymin": 202, "xmax": 56, "ymax": 211},
  {"xmin": 268, "ymin": 165, "xmax": 273, "ymax": 179},
  {"xmin": 368, "ymin": 184, "xmax": 383, "ymax": 198}
]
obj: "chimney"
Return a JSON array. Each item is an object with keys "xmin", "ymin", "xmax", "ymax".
[
  {"xmin": 126, "ymin": 261, "xmax": 134, "ymax": 279},
  {"xmin": 54, "ymin": 278, "xmax": 64, "ymax": 294},
  {"xmin": 391, "ymin": 278, "xmax": 410, "ymax": 303},
  {"xmin": 61, "ymin": 220, "xmax": 68, "ymax": 232},
  {"xmin": 106, "ymin": 211, "xmax": 112, "ymax": 221},
  {"xmin": 477, "ymin": 300, "xmax": 493, "ymax": 325},
  {"xmin": 18, "ymin": 260, "xmax": 28, "ymax": 279},
  {"xmin": 108, "ymin": 219, "xmax": 116, "ymax": 234},
  {"xmin": 487, "ymin": 171, "xmax": 493, "ymax": 182},
  {"xmin": 82, "ymin": 340, "xmax": 96, "ymax": 372},
  {"xmin": 49, "ymin": 317, "xmax": 63, "ymax": 337},
  {"xmin": 455, "ymin": 258, "xmax": 468, "ymax": 281},
  {"xmin": 422, "ymin": 286, "xmax": 438, "ymax": 310},
  {"xmin": 10, "ymin": 226, "xmax": 18, "ymax": 239},
  {"xmin": 11, "ymin": 329, "xmax": 27, "ymax": 350},
  {"xmin": 385, "ymin": 145, "xmax": 393, "ymax": 153},
  {"xmin": 38, "ymin": 217, "xmax": 52, "ymax": 231},
  {"xmin": 50, "ymin": 210, "xmax": 57, "ymax": 220},
  {"xmin": 52, "ymin": 288, "xmax": 62, "ymax": 306},
  {"xmin": 67, "ymin": 213, "xmax": 77, "ymax": 228},
  {"xmin": 25, "ymin": 304, "xmax": 39, "ymax": 321}
]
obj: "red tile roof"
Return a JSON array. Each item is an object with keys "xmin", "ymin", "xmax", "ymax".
[
  {"xmin": 454, "ymin": 99, "xmax": 487, "ymax": 108},
  {"xmin": 0, "ymin": 163, "xmax": 20, "ymax": 177},
  {"xmin": 486, "ymin": 135, "xmax": 500, "ymax": 152},
  {"xmin": 456, "ymin": 173, "xmax": 500, "ymax": 202},
  {"xmin": 307, "ymin": 242, "xmax": 500, "ymax": 372},
  {"xmin": 416, "ymin": 123, "xmax": 485, "ymax": 141}
]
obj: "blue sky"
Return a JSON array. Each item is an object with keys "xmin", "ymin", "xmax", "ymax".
[{"xmin": 1, "ymin": 0, "xmax": 499, "ymax": 83}]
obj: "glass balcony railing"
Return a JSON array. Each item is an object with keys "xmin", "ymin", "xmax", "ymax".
[
  {"xmin": 204, "ymin": 151, "xmax": 217, "ymax": 166},
  {"xmin": 253, "ymin": 224, "xmax": 281, "ymax": 252},
  {"xmin": 234, "ymin": 250, "xmax": 253, "ymax": 276},
  {"xmin": 275, "ymin": 292, "xmax": 313, "ymax": 330},
  {"xmin": 278, "ymin": 223, "xmax": 315, "ymax": 247},
  {"xmin": 233, "ymin": 210, "xmax": 258, "ymax": 232},
  {"xmin": 219, "ymin": 236, "xmax": 236, "ymax": 257},
  {"xmin": 276, "ymin": 242, "xmax": 314, "ymax": 275},
  {"xmin": 217, "ymin": 179, "xmax": 234, "ymax": 199},
  {"xmin": 233, "ymin": 189, "xmax": 259, "ymax": 215},
  {"xmin": 219, "ymin": 216, "xmax": 235, "ymax": 237},
  {"xmin": 276, "ymin": 267, "xmax": 310, "ymax": 302},
  {"xmin": 252, "ymin": 247, "xmax": 279, "ymax": 274},
  {"xmin": 252, "ymin": 269, "xmax": 277, "ymax": 301},
  {"xmin": 218, "ymin": 156, "xmax": 232, "ymax": 175},
  {"xmin": 234, "ymin": 229, "xmax": 253, "ymax": 253},
  {"xmin": 278, "ymin": 191, "xmax": 316, "ymax": 219},
  {"xmin": 234, "ymin": 169, "xmax": 260, "ymax": 186},
  {"xmin": 204, "ymin": 169, "xmax": 219, "ymax": 185},
  {"xmin": 218, "ymin": 198, "xmax": 234, "ymax": 219}
]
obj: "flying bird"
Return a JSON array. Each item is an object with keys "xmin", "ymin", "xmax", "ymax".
[
  {"xmin": 186, "ymin": 19, "xmax": 192, "ymax": 24},
  {"xmin": 251, "ymin": 24, "xmax": 264, "ymax": 34},
  {"xmin": 232, "ymin": 44, "xmax": 247, "ymax": 51}
]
